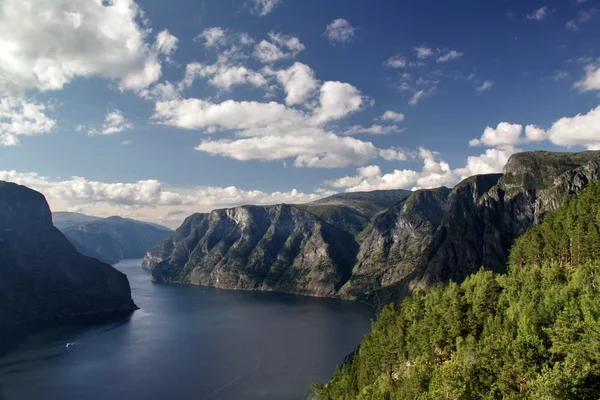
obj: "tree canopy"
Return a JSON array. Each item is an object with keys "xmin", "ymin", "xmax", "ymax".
[{"xmin": 313, "ymin": 182, "xmax": 600, "ymax": 400}]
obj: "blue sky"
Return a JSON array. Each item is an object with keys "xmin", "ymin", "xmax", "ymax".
[{"xmin": 0, "ymin": 0, "xmax": 599, "ymax": 226}]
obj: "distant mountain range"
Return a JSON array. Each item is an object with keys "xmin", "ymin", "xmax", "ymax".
[
  {"xmin": 0, "ymin": 182, "xmax": 137, "ymax": 326},
  {"xmin": 143, "ymin": 150, "xmax": 600, "ymax": 304},
  {"xmin": 53, "ymin": 212, "xmax": 173, "ymax": 265}
]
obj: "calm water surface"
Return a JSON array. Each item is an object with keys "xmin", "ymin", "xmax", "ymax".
[{"xmin": 0, "ymin": 259, "xmax": 373, "ymax": 400}]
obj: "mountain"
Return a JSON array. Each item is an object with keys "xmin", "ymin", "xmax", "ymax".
[
  {"xmin": 52, "ymin": 212, "xmax": 102, "ymax": 229},
  {"xmin": 313, "ymin": 181, "xmax": 600, "ymax": 399},
  {"xmin": 143, "ymin": 150, "xmax": 600, "ymax": 302},
  {"xmin": 144, "ymin": 205, "xmax": 357, "ymax": 297},
  {"xmin": 54, "ymin": 213, "xmax": 173, "ymax": 264},
  {"xmin": 0, "ymin": 182, "xmax": 137, "ymax": 326}
]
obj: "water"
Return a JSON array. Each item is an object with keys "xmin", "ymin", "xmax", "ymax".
[{"xmin": 0, "ymin": 259, "xmax": 373, "ymax": 400}]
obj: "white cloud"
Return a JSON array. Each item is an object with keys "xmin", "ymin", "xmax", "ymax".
[
  {"xmin": 527, "ymin": 6, "xmax": 550, "ymax": 21},
  {"xmin": 194, "ymin": 27, "xmax": 228, "ymax": 48},
  {"xmin": 0, "ymin": 0, "xmax": 174, "ymax": 94},
  {"xmin": 253, "ymin": 32, "xmax": 305, "ymax": 63},
  {"xmin": 324, "ymin": 19, "xmax": 356, "ymax": 44},
  {"xmin": 385, "ymin": 55, "xmax": 407, "ymax": 68},
  {"xmin": 455, "ymin": 148, "xmax": 515, "ymax": 178},
  {"xmin": 414, "ymin": 46, "xmax": 434, "ymax": 59},
  {"xmin": 545, "ymin": 106, "xmax": 600, "ymax": 150},
  {"xmin": 469, "ymin": 122, "xmax": 523, "ymax": 149},
  {"xmin": 344, "ymin": 125, "xmax": 404, "ymax": 135},
  {"xmin": 152, "ymin": 81, "xmax": 375, "ymax": 168},
  {"xmin": 265, "ymin": 62, "xmax": 319, "ymax": 105},
  {"xmin": 196, "ymin": 133, "xmax": 377, "ymax": 168},
  {"xmin": 437, "ymin": 50, "xmax": 463, "ymax": 63},
  {"xmin": 88, "ymin": 109, "xmax": 134, "ymax": 136},
  {"xmin": 574, "ymin": 63, "xmax": 600, "ymax": 92},
  {"xmin": 380, "ymin": 111, "xmax": 405, "ymax": 122},
  {"xmin": 181, "ymin": 62, "xmax": 267, "ymax": 90},
  {"xmin": 379, "ymin": 148, "xmax": 413, "ymax": 161},
  {"xmin": 468, "ymin": 106, "xmax": 600, "ymax": 150},
  {"xmin": 325, "ymin": 147, "xmax": 457, "ymax": 192},
  {"xmin": 253, "ymin": 0, "xmax": 282, "ymax": 16},
  {"xmin": 155, "ymin": 29, "xmax": 178, "ymax": 59},
  {"xmin": 0, "ymin": 170, "xmax": 330, "ymax": 227},
  {"xmin": 314, "ymin": 81, "xmax": 364, "ymax": 123},
  {"xmin": 0, "ymin": 97, "xmax": 56, "ymax": 146},
  {"xmin": 409, "ymin": 88, "xmax": 435, "ymax": 105},
  {"xmin": 476, "ymin": 80, "xmax": 495, "ymax": 93}
]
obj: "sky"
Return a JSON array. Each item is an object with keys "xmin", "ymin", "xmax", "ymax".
[{"xmin": 0, "ymin": 0, "xmax": 599, "ymax": 228}]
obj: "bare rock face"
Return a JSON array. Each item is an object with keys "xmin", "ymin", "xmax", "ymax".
[
  {"xmin": 0, "ymin": 182, "xmax": 137, "ymax": 326},
  {"xmin": 144, "ymin": 151, "xmax": 600, "ymax": 304},
  {"xmin": 146, "ymin": 205, "xmax": 358, "ymax": 297}
]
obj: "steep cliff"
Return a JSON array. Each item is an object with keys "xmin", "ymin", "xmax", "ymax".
[
  {"xmin": 338, "ymin": 187, "xmax": 451, "ymax": 299},
  {"xmin": 144, "ymin": 151, "xmax": 600, "ymax": 303},
  {"xmin": 380, "ymin": 150, "xmax": 600, "ymax": 302},
  {"xmin": 55, "ymin": 213, "xmax": 173, "ymax": 264},
  {"xmin": 0, "ymin": 182, "xmax": 137, "ymax": 326},
  {"xmin": 145, "ymin": 205, "xmax": 358, "ymax": 297}
]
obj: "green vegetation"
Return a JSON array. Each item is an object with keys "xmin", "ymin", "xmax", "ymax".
[{"xmin": 313, "ymin": 182, "xmax": 600, "ymax": 399}]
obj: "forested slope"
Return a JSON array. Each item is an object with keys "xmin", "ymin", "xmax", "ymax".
[{"xmin": 313, "ymin": 182, "xmax": 600, "ymax": 400}]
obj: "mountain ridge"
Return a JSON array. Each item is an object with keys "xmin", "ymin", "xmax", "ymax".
[{"xmin": 143, "ymin": 150, "xmax": 600, "ymax": 303}]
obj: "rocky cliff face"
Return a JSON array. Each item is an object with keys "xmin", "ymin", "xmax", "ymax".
[
  {"xmin": 57, "ymin": 215, "xmax": 173, "ymax": 264},
  {"xmin": 145, "ymin": 205, "xmax": 358, "ymax": 297},
  {"xmin": 144, "ymin": 151, "xmax": 600, "ymax": 303},
  {"xmin": 379, "ymin": 151, "xmax": 600, "ymax": 302},
  {"xmin": 0, "ymin": 182, "xmax": 137, "ymax": 326}
]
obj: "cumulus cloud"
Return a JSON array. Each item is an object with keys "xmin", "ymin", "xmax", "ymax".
[
  {"xmin": 155, "ymin": 29, "xmax": 178, "ymax": 60},
  {"xmin": 195, "ymin": 133, "xmax": 378, "ymax": 168},
  {"xmin": 324, "ymin": 147, "xmax": 458, "ymax": 192},
  {"xmin": 181, "ymin": 62, "xmax": 267, "ymax": 90},
  {"xmin": 324, "ymin": 19, "xmax": 357, "ymax": 44},
  {"xmin": 265, "ymin": 62, "xmax": 319, "ymax": 105},
  {"xmin": 574, "ymin": 63, "xmax": 600, "ymax": 92},
  {"xmin": 476, "ymin": 80, "xmax": 495, "ymax": 93},
  {"xmin": 469, "ymin": 122, "xmax": 523, "ymax": 149},
  {"xmin": 0, "ymin": 170, "xmax": 330, "ymax": 227},
  {"xmin": 385, "ymin": 55, "xmax": 407, "ymax": 68},
  {"xmin": 454, "ymin": 148, "xmax": 515, "ymax": 178},
  {"xmin": 380, "ymin": 111, "xmax": 405, "ymax": 122},
  {"xmin": 344, "ymin": 125, "xmax": 404, "ymax": 135},
  {"xmin": 468, "ymin": 106, "xmax": 600, "ymax": 150},
  {"xmin": 0, "ymin": 0, "xmax": 175, "ymax": 94},
  {"xmin": 253, "ymin": 32, "xmax": 305, "ymax": 63},
  {"xmin": 313, "ymin": 81, "xmax": 364, "ymax": 123},
  {"xmin": 152, "ymin": 78, "xmax": 374, "ymax": 168},
  {"xmin": 253, "ymin": 0, "xmax": 282, "ymax": 16},
  {"xmin": 414, "ymin": 46, "xmax": 434, "ymax": 59},
  {"xmin": 86, "ymin": 110, "xmax": 134, "ymax": 136},
  {"xmin": 527, "ymin": 6, "xmax": 550, "ymax": 21},
  {"xmin": 378, "ymin": 148, "xmax": 414, "ymax": 161},
  {"xmin": 0, "ymin": 97, "xmax": 56, "ymax": 146}
]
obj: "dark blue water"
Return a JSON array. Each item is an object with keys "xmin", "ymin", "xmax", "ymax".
[{"xmin": 0, "ymin": 259, "xmax": 373, "ymax": 400}]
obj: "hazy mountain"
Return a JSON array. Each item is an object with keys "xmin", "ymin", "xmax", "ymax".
[{"xmin": 54, "ymin": 213, "xmax": 173, "ymax": 265}]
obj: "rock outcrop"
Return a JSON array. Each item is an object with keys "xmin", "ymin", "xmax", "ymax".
[
  {"xmin": 144, "ymin": 151, "xmax": 600, "ymax": 303},
  {"xmin": 0, "ymin": 182, "xmax": 137, "ymax": 326}
]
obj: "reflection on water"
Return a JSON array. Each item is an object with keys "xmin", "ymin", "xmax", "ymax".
[{"xmin": 0, "ymin": 259, "xmax": 373, "ymax": 400}]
